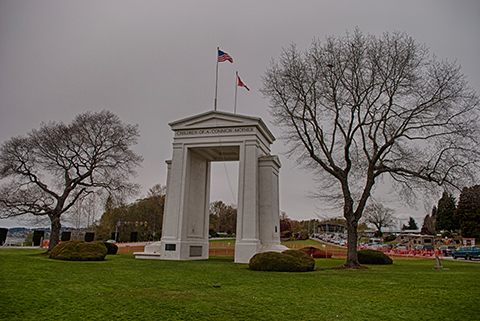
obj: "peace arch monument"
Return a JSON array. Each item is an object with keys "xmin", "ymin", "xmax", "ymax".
[{"xmin": 135, "ymin": 110, "xmax": 288, "ymax": 263}]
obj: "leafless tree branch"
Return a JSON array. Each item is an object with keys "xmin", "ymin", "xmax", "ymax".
[
  {"xmin": 0, "ymin": 110, "xmax": 143, "ymax": 251},
  {"xmin": 261, "ymin": 29, "xmax": 480, "ymax": 267}
]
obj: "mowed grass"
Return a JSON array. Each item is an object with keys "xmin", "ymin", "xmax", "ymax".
[{"xmin": 1, "ymin": 249, "xmax": 479, "ymax": 321}]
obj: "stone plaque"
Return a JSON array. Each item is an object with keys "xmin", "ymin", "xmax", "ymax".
[{"xmin": 189, "ymin": 246, "xmax": 202, "ymax": 257}]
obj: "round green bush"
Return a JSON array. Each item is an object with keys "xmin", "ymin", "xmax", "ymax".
[
  {"xmin": 104, "ymin": 242, "xmax": 118, "ymax": 255},
  {"xmin": 49, "ymin": 240, "xmax": 107, "ymax": 261},
  {"xmin": 94, "ymin": 241, "xmax": 118, "ymax": 255},
  {"xmin": 357, "ymin": 249, "xmax": 393, "ymax": 265},
  {"xmin": 282, "ymin": 250, "xmax": 316, "ymax": 270},
  {"xmin": 249, "ymin": 250, "xmax": 315, "ymax": 272}
]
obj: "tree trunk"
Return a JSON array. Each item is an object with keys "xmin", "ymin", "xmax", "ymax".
[
  {"xmin": 344, "ymin": 217, "xmax": 360, "ymax": 268},
  {"xmin": 340, "ymin": 180, "xmax": 362, "ymax": 268},
  {"xmin": 48, "ymin": 214, "xmax": 61, "ymax": 252}
]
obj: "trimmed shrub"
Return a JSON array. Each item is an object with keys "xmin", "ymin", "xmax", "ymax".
[
  {"xmin": 94, "ymin": 241, "xmax": 118, "ymax": 255},
  {"xmin": 280, "ymin": 250, "xmax": 315, "ymax": 271},
  {"xmin": 249, "ymin": 250, "xmax": 315, "ymax": 272},
  {"xmin": 105, "ymin": 242, "xmax": 118, "ymax": 255},
  {"xmin": 49, "ymin": 240, "xmax": 107, "ymax": 261},
  {"xmin": 357, "ymin": 249, "xmax": 393, "ymax": 265}
]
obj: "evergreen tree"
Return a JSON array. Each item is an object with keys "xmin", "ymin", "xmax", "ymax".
[
  {"xmin": 403, "ymin": 217, "xmax": 418, "ymax": 230},
  {"xmin": 454, "ymin": 185, "xmax": 480, "ymax": 239},
  {"xmin": 435, "ymin": 192, "xmax": 458, "ymax": 232}
]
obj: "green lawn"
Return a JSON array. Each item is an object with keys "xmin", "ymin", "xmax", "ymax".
[{"xmin": 1, "ymin": 249, "xmax": 479, "ymax": 321}]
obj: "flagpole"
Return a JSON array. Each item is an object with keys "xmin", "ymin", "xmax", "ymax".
[
  {"xmin": 214, "ymin": 47, "xmax": 219, "ymax": 111},
  {"xmin": 234, "ymin": 71, "xmax": 238, "ymax": 114}
]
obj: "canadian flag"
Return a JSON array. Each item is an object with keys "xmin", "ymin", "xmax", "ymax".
[{"xmin": 237, "ymin": 75, "xmax": 250, "ymax": 91}]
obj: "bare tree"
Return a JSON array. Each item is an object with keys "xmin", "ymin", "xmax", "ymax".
[
  {"xmin": 363, "ymin": 202, "xmax": 396, "ymax": 234},
  {"xmin": 0, "ymin": 110, "xmax": 143, "ymax": 251},
  {"xmin": 279, "ymin": 211, "xmax": 289, "ymax": 220},
  {"xmin": 64, "ymin": 192, "xmax": 99, "ymax": 229},
  {"xmin": 261, "ymin": 29, "xmax": 479, "ymax": 268}
]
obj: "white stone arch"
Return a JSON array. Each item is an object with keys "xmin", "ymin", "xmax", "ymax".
[{"xmin": 135, "ymin": 111, "xmax": 287, "ymax": 263}]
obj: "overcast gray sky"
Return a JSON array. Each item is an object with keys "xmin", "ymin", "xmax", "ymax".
[{"xmin": 1, "ymin": 0, "xmax": 479, "ymax": 228}]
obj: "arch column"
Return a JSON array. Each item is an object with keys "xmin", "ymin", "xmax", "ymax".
[
  {"xmin": 159, "ymin": 146, "xmax": 211, "ymax": 260},
  {"xmin": 258, "ymin": 155, "xmax": 284, "ymax": 252},
  {"xmin": 234, "ymin": 140, "xmax": 261, "ymax": 262}
]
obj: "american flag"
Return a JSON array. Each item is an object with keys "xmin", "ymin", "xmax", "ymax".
[{"xmin": 218, "ymin": 49, "xmax": 233, "ymax": 63}]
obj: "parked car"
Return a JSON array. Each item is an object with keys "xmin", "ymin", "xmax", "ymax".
[
  {"xmin": 412, "ymin": 245, "xmax": 435, "ymax": 256},
  {"xmin": 437, "ymin": 245, "xmax": 457, "ymax": 257},
  {"xmin": 415, "ymin": 245, "xmax": 434, "ymax": 251},
  {"xmin": 367, "ymin": 243, "xmax": 383, "ymax": 250},
  {"xmin": 453, "ymin": 246, "xmax": 480, "ymax": 260}
]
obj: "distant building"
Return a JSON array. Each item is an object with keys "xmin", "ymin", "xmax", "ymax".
[
  {"xmin": 317, "ymin": 223, "xmax": 346, "ymax": 234},
  {"xmin": 387, "ymin": 229, "xmax": 421, "ymax": 235},
  {"xmin": 394, "ymin": 233, "xmax": 434, "ymax": 248}
]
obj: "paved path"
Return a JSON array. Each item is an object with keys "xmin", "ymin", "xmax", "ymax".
[
  {"xmin": 442, "ymin": 256, "xmax": 480, "ymax": 263},
  {"xmin": 1, "ymin": 246, "xmax": 41, "ymax": 249}
]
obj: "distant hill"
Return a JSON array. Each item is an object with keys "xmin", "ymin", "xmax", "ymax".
[
  {"xmin": 7, "ymin": 227, "xmax": 36, "ymax": 237},
  {"xmin": 6, "ymin": 226, "xmax": 81, "ymax": 237}
]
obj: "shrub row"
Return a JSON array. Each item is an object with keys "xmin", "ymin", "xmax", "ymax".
[{"xmin": 357, "ymin": 249, "xmax": 393, "ymax": 265}]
